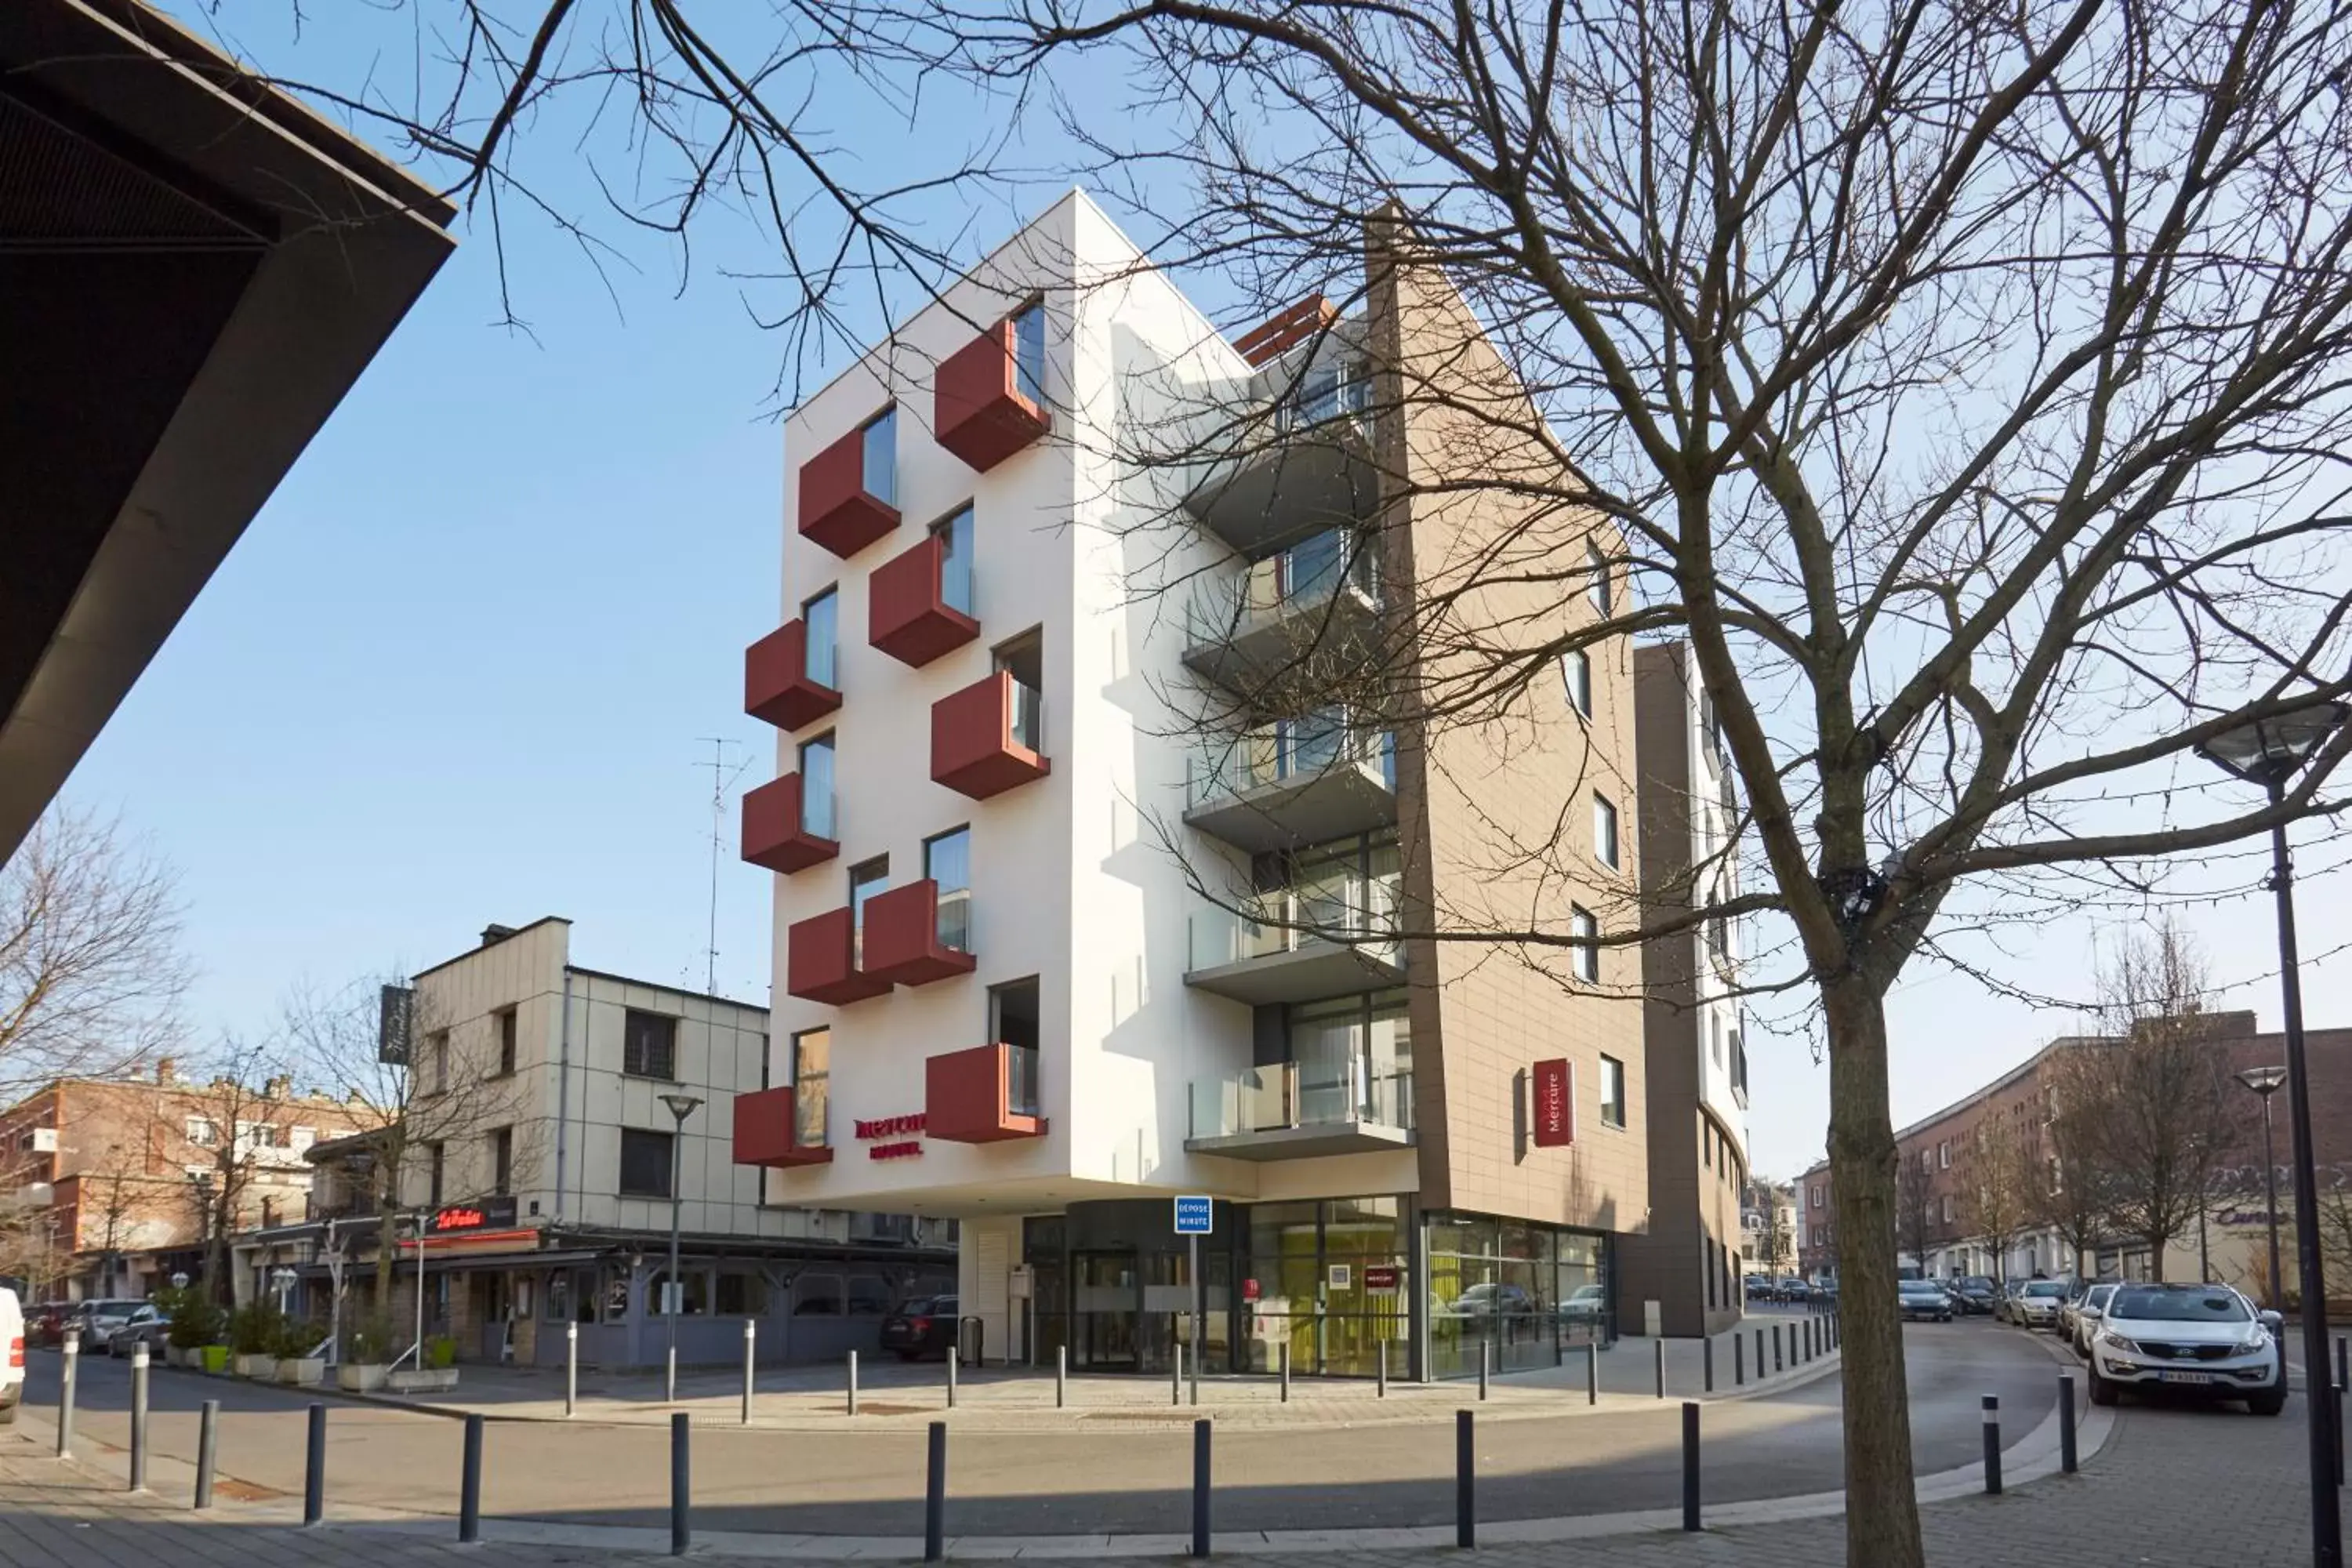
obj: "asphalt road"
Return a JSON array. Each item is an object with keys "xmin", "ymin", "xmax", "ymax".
[{"xmin": 18, "ymin": 1319, "xmax": 2062, "ymax": 1537}]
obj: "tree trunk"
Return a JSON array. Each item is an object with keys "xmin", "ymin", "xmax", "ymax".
[
  {"xmin": 375, "ymin": 1196, "xmax": 397, "ymax": 1317},
  {"xmin": 2145, "ymin": 1234, "xmax": 2167, "ymax": 1283},
  {"xmin": 1824, "ymin": 972, "xmax": 1924, "ymax": 1568}
]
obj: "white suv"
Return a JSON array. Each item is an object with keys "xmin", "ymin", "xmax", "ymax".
[
  {"xmin": 2087, "ymin": 1283, "xmax": 2285, "ymax": 1414},
  {"xmin": 0, "ymin": 1287, "xmax": 24, "ymax": 1425}
]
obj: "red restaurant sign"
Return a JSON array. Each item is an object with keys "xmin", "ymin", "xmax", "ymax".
[
  {"xmin": 857, "ymin": 1113, "xmax": 926, "ymax": 1160},
  {"xmin": 1363, "ymin": 1265, "xmax": 1400, "ymax": 1291},
  {"xmin": 1533, "ymin": 1058, "xmax": 1574, "ymax": 1147}
]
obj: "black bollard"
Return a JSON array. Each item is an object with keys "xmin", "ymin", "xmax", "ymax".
[
  {"xmin": 925, "ymin": 1421, "xmax": 948, "ymax": 1563},
  {"xmin": 1455, "ymin": 1408, "xmax": 1475, "ymax": 1549},
  {"xmin": 1981, "ymin": 1395, "xmax": 2002, "ymax": 1495},
  {"xmin": 194, "ymin": 1399, "xmax": 219, "ymax": 1510},
  {"xmin": 459, "ymin": 1413, "xmax": 484, "ymax": 1544},
  {"xmin": 1654, "ymin": 1338, "xmax": 1665, "ymax": 1398},
  {"xmin": 303, "ymin": 1403, "xmax": 326, "ymax": 1526},
  {"xmin": 1773, "ymin": 1325, "xmax": 1784, "ymax": 1374},
  {"xmin": 948, "ymin": 1345, "xmax": 959, "ymax": 1410},
  {"xmin": 1704, "ymin": 1337, "xmax": 1715, "ymax": 1394},
  {"xmin": 1735, "ymin": 1332, "xmax": 1745, "ymax": 1386},
  {"xmin": 1586, "ymin": 1341, "xmax": 1598, "ymax": 1406},
  {"xmin": 1479, "ymin": 1338, "xmax": 1490, "ymax": 1401},
  {"xmin": 1191, "ymin": 1418, "xmax": 1212, "ymax": 1559},
  {"xmin": 1377, "ymin": 1340, "xmax": 1388, "ymax": 1398},
  {"xmin": 2059, "ymin": 1375, "xmax": 2078, "ymax": 1475},
  {"xmin": 1682, "ymin": 1401, "xmax": 1701, "ymax": 1531},
  {"xmin": 129, "ymin": 1344, "xmax": 148, "ymax": 1492},
  {"xmin": 1279, "ymin": 1341, "xmax": 1290, "ymax": 1403},
  {"xmin": 670, "ymin": 1411, "xmax": 691, "ymax": 1556}
]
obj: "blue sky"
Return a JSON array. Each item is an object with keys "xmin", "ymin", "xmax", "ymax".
[{"xmin": 54, "ymin": 3, "xmax": 2352, "ymax": 1182}]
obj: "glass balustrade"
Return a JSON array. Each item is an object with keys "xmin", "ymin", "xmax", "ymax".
[
  {"xmin": 793, "ymin": 1083, "xmax": 828, "ymax": 1149},
  {"xmin": 1010, "ymin": 679, "xmax": 1046, "ymax": 753},
  {"xmin": 1186, "ymin": 869, "xmax": 1401, "ymax": 969},
  {"xmin": 935, "ymin": 887, "xmax": 972, "ymax": 953},
  {"xmin": 1188, "ymin": 1058, "xmax": 1414, "ymax": 1140},
  {"xmin": 1185, "ymin": 532, "xmax": 1379, "ymax": 648},
  {"xmin": 1007, "ymin": 1044, "xmax": 1042, "ymax": 1118},
  {"xmin": 1187, "ymin": 717, "xmax": 1394, "ymax": 810}
]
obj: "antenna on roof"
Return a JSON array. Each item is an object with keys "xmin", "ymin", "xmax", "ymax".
[{"xmin": 695, "ymin": 738, "xmax": 753, "ymax": 996}]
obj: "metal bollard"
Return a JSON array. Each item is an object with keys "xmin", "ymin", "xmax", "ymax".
[
  {"xmin": 2058, "ymin": 1375, "xmax": 2078, "ymax": 1475},
  {"xmin": 459, "ymin": 1412, "xmax": 484, "ymax": 1544},
  {"xmin": 1703, "ymin": 1336, "xmax": 1714, "ymax": 1394},
  {"xmin": 1057, "ymin": 1345, "xmax": 1067, "ymax": 1408},
  {"xmin": 194, "ymin": 1399, "xmax": 219, "ymax": 1510},
  {"xmin": 1455, "ymin": 1408, "xmax": 1475, "ymax": 1548},
  {"xmin": 1981, "ymin": 1395, "xmax": 2002, "ymax": 1495},
  {"xmin": 1377, "ymin": 1340, "xmax": 1388, "ymax": 1398},
  {"xmin": 1654, "ymin": 1338, "xmax": 1665, "ymax": 1399},
  {"xmin": 1735, "ymin": 1332, "xmax": 1745, "ymax": 1386},
  {"xmin": 304, "ymin": 1403, "xmax": 326, "ymax": 1526},
  {"xmin": 129, "ymin": 1343, "xmax": 149, "ymax": 1492},
  {"xmin": 924, "ymin": 1421, "xmax": 947, "ymax": 1563},
  {"xmin": 1172, "ymin": 1343, "xmax": 1183, "ymax": 1406},
  {"xmin": 1479, "ymin": 1338, "xmax": 1490, "ymax": 1401},
  {"xmin": 743, "ymin": 1319, "xmax": 757, "ymax": 1425},
  {"xmin": 1773, "ymin": 1325, "xmax": 1784, "ymax": 1374},
  {"xmin": 55, "ymin": 1338, "xmax": 76, "ymax": 1459},
  {"xmin": 1191, "ymin": 1418, "xmax": 1212, "ymax": 1558},
  {"xmin": 566, "ymin": 1322, "xmax": 579, "ymax": 1418},
  {"xmin": 1755, "ymin": 1328, "xmax": 1765, "ymax": 1381},
  {"xmin": 1279, "ymin": 1341, "xmax": 1290, "ymax": 1403},
  {"xmin": 949, "ymin": 1345, "xmax": 960, "ymax": 1410},
  {"xmin": 1189, "ymin": 1337, "xmax": 1200, "ymax": 1409},
  {"xmin": 1586, "ymin": 1341, "xmax": 1598, "ymax": 1406},
  {"xmin": 670, "ymin": 1411, "xmax": 691, "ymax": 1556},
  {"xmin": 848, "ymin": 1348, "xmax": 859, "ymax": 1417},
  {"xmin": 1682, "ymin": 1401, "xmax": 1700, "ymax": 1531}
]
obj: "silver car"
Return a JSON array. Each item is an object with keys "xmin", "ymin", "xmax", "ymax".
[
  {"xmin": 2013, "ymin": 1279, "xmax": 2067, "ymax": 1329},
  {"xmin": 2067, "ymin": 1282, "xmax": 2119, "ymax": 1356}
]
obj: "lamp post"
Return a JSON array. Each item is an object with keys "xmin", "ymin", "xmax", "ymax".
[
  {"xmin": 2238, "ymin": 1065, "xmax": 2288, "ymax": 1312},
  {"xmin": 658, "ymin": 1094, "xmax": 703, "ymax": 1403},
  {"xmin": 2198, "ymin": 699, "xmax": 2349, "ymax": 1568}
]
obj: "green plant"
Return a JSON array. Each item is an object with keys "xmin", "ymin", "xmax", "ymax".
[
  {"xmin": 271, "ymin": 1316, "xmax": 322, "ymax": 1359},
  {"xmin": 228, "ymin": 1303, "xmax": 285, "ymax": 1356},
  {"xmin": 160, "ymin": 1289, "xmax": 225, "ymax": 1352},
  {"xmin": 345, "ymin": 1314, "xmax": 397, "ymax": 1364},
  {"xmin": 425, "ymin": 1334, "xmax": 458, "ymax": 1370}
]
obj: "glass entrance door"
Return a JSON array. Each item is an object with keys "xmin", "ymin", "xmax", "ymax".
[{"xmin": 1072, "ymin": 1250, "xmax": 1138, "ymax": 1370}]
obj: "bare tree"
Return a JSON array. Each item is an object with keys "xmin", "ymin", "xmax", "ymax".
[
  {"xmin": 1895, "ymin": 1150, "xmax": 1935, "ymax": 1276},
  {"xmin": 2041, "ymin": 1051, "xmax": 2126, "ymax": 1281},
  {"xmin": 177, "ymin": 1037, "xmax": 300, "ymax": 1306},
  {"xmin": 1958, "ymin": 1122, "xmax": 2038, "ymax": 1288},
  {"xmin": 0, "ymin": 808, "xmax": 191, "ymax": 1095}
]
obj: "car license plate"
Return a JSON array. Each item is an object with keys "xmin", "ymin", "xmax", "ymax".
[{"xmin": 2159, "ymin": 1370, "xmax": 2214, "ymax": 1385}]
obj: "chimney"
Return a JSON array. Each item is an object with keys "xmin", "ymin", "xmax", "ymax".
[
  {"xmin": 155, "ymin": 1057, "xmax": 177, "ymax": 1085},
  {"xmin": 265, "ymin": 1074, "xmax": 292, "ymax": 1101},
  {"xmin": 481, "ymin": 923, "xmax": 519, "ymax": 948}
]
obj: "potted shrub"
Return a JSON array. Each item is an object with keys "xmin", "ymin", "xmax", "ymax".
[
  {"xmin": 163, "ymin": 1293, "xmax": 228, "ymax": 1374},
  {"xmin": 339, "ymin": 1316, "xmax": 393, "ymax": 1393},
  {"xmin": 274, "ymin": 1317, "xmax": 326, "ymax": 1385},
  {"xmin": 389, "ymin": 1333, "xmax": 461, "ymax": 1393},
  {"xmin": 229, "ymin": 1303, "xmax": 282, "ymax": 1380}
]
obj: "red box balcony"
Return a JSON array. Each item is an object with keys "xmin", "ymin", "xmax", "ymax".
[
  {"xmin": 733, "ymin": 1085, "xmax": 833, "ymax": 1168},
  {"xmin": 740, "ymin": 773, "xmax": 837, "ymax": 874},
  {"xmin": 861, "ymin": 879, "xmax": 976, "ymax": 986},
  {"xmin": 799, "ymin": 424, "xmax": 900, "ymax": 558},
  {"xmin": 935, "ymin": 318, "xmax": 1050, "ymax": 473},
  {"xmin": 869, "ymin": 534, "xmax": 979, "ymax": 668},
  {"xmin": 931, "ymin": 672, "xmax": 1051, "ymax": 800},
  {"xmin": 744, "ymin": 619, "xmax": 840, "ymax": 731},
  {"xmin": 786, "ymin": 906, "xmax": 892, "ymax": 1005},
  {"xmin": 926, "ymin": 1043, "xmax": 1047, "ymax": 1143}
]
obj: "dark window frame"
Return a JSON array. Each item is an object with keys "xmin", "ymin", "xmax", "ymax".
[
  {"xmin": 619, "ymin": 1127, "xmax": 675, "ymax": 1199},
  {"xmin": 623, "ymin": 1009, "xmax": 679, "ymax": 1081}
]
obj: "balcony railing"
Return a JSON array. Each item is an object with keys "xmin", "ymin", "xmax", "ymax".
[
  {"xmin": 936, "ymin": 886, "xmax": 971, "ymax": 953},
  {"xmin": 794, "ymin": 1089, "xmax": 828, "ymax": 1151},
  {"xmin": 932, "ymin": 671, "xmax": 1051, "ymax": 800},
  {"xmin": 1286, "ymin": 362, "xmax": 1371, "ymax": 430},
  {"xmin": 1184, "ymin": 532, "xmax": 1379, "ymax": 652},
  {"xmin": 1187, "ymin": 869, "xmax": 1401, "ymax": 971},
  {"xmin": 1010, "ymin": 678, "xmax": 1044, "ymax": 753},
  {"xmin": 1186, "ymin": 1058, "xmax": 1414, "ymax": 1159},
  {"xmin": 1187, "ymin": 719, "xmax": 1394, "ymax": 811},
  {"xmin": 1007, "ymin": 1043, "xmax": 1041, "ymax": 1118}
]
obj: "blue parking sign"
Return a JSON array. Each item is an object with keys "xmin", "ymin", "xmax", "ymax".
[{"xmin": 1173, "ymin": 1195, "xmax": 1214, "ymax": 1235}]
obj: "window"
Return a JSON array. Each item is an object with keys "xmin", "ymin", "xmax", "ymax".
[
  {"xmin": 804, "ymin": 586, "xmax": 839, "ymax": 689},
  {"xmin": 925, "ymin": 828, "xmax": 972, "ymax": 953},
  {"xmin": 619, "ymin": 1127, "xmax": 674, "ymax": 1198},
  {"xmin": 793, "ymin": 1028, "xmax": 830, "ymax": 1149},
  {"xmin": 799, "ymin": 733, "xmax": 837, "ymax": 839},
  {"xmin": 490, "ymin": 1127, "xmax": 514, "ymax": 1196},
  {"xmin": 932, "ymin": 504, "xmax": 975, "ymax": 615},
  {"xmin": 495, "ymin": 1008, "xmax": 518, "ymax": 1076},
  {"xmin": 1599, "ymin": 1054, "xmax": 1627, "ymax": 1129},
  {"xmin": 1811, "ymin": 1185, "xmax": 1824, "ymax": 1210},
  {"xmin": 1940, "ymin": 1194, "xmax": 1955, "ymax": 1225},
  {"xmin": 860, "ymin": 406, "xmax": 896, "ymax": 507},
  {"xmin": 426, "ymin": 1142, "xmax": 445, "ymax": 1207},
  {"xmin": 991, "ymin": 978, "xmax": 1043, "ymax": 1116},
  {"xmin": 1592, "ymin": 793, "xmax": 1620, "ymax": 869},
  {"xmin": 623, "ymin": 1010, "xmax": 678, "ymax": 1080},
  {"xmin": 1937, "ymin": 1140, "xmax": 1951, "ymax": 1170},
  {"xmin": 995, "ymin": 629, "xmax": 1045, "ymax": 751},
  {"xmin": 848, "ymin": 856, "xmax": 890, "ymax": 964},
  {"xmin": 1563, "ymin": 648, "xmax": 1592, "ymax": 719},
  {"xmin": 1702, "ymin": 1120, "xmax": 1712, "ymax": 1168},
  {"xmin": 1586, "ymin": 540, "xmax": 1611, "ymax": 615},
  {"xmin": 186, "ymin": 1117, "xmax": 218, "ymax": 1147},
  {"xmin": 1570, "ymin": 906, "xmax": 1599, "ymax": 983},
  {"xmin": 426, "ymin": 1029, "xmax": 450, "ymax": 1094},
  {"xmin": 1011, "ymin": 299, "xmax": 1047, "ymax": 405}
]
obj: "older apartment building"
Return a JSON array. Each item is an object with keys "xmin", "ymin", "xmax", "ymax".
[
  {"xmin": 728, "ymin": 189, "xmax": 1750, "ymax": 1377},
  {"xmin": 233, "ymin": 918, "xmax": 950, "ymax": 1368}
]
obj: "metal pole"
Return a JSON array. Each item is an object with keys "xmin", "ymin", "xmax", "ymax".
[
  {"xmin": 129, "ymin": 1344, "xmax": 148, "ymax": 1491},
  {"xmin": 55, "ymin": 1338, "xmax": 74, "ymax": 1459},
  {"xmin": 1455, "ymin": 1408, "xmax": 1475, "ymax": 1549},
  {"xmin": 1279, "ymin": 1341, "xmax": 1290, "ymax": 1403},
  {"xmin": 670, "ymin": 1411, "xmax": 691, "ymax": 1557},
  {"xmin": 1172, "ymin": 1341, "xmax": 1183, "ymax": 1406},
  {"xmin": 1189, "ymin": 1229, "xmax": 1202, "ymax": 1405},
  {"xmin": 1479, "ymin": 1338, "xmax": 1490, "ymax": 1401},
  {"xmin": 304, "ymin": 1403, "xmax": 326, "ymax": 1526},
  {"xmin": 459, "ymin": 1413, "xmax": 484, "ymax": 1543},
  {"xmin": 1981, "ymin": 1395, "xmax": 2002, "ymax": 1495},
  {"xmin": 1654, "ymin": 1338, "xmax": 1664, "ymax": 1399},
  {"xmin": 1704, "ymin": 1337, "xmax": 1714, "ymax": 1393},
  {"xmin": 667, "ymin": 1131, "xmax": 684, "ymax": 1405},
  {"xmin": 194, "ymin": 1400, "xmax": 218, "ymax": 1510},
  {"xmin": 924, "ymin": 1421, "xmax": 947, "ymax": 1563},
  {"xmin": 848, "ymin": 1349, "xmax": 859, "ymax": 1416},
  {"xmin": 1056, "ymin": 1345, "xmax": 1066, "ymax": 1408},
  {"xmin": 1377, "ymin": 1339, "xmax": 1387, "ymax": 1398},
  {"xmin": 1681, "ymin": 1401, "xmax": 1700, "ymax": 1531},
  {"xmin": 1586, "ymin": 1341, "xmax": 1598, "ymax": 1405},
  {"xmin": 949, "ymin": 1345, "xmax": 960, "ymax": 1410},
  {"xmin": 2267, "ymin": 796, "xmax": 2343, "ymax": 1567},
  {"xmin": 1190, "ymin": 1418, "xmax": 1211, "ymax": 1559},
  {"xmin": 743, "ymin": 1319, "xmax": 757, "ymax": 1425},
  {"xmin": 416, "ymin": 1212, "xmax": 427, "ymax": 1374},
  {"xmin": 2059, "ymin": 1376, "xmax": 2078, "ymax": 1475},
  {"xmin": 566, "ymin": 1322, "xmax": 579, "ymax": 1417},
  {"xmin": 2263, "ymin": 1097, "xmax": 2285, "ymax": 1312},
  {"xmin": 1755, "ymin": 1327, "xmax": 1765, "ymax": 1381},
  {"xmin": 1735, "ymin": 1332, "xmax": 1745, "ymax": 1386},
  {"xmin": 1773, "ymin": 1325, "xmax": 1784, "ymax": 1374}
]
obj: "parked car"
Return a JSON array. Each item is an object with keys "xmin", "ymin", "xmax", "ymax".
[
  {"xmin": 0, "ymin": 1287, "xmax": 21, "ymax": 1425},
  {"xmin": 2013, "ymin": 1279, "xmax": 2069, "ymax": 1330},
  {"xmin": 880, "ymin": 1294, "xmax": 962, "ymax": 1361},
  {"xmin": 67, "ymin": 1299, "xmax": 149, "ymax": 1349},
  {"xmin": 1744, "ymin": 1273, "xmax": 1772, "ymax": 1301},
  {"xmin": 24, "ymin": 1301, "xmax": 73, "ymax": 1348},
  {"xmin": 1899, "ymin": 1279, "xmax": 1954, "ymax": 1323},
  {"xmin": 1952, "ymin": 1278, "xmax": 1999, "ymax": 1316},
  {"xmin": 2086, "ymin": 1283, "xmax": 2285, "ymax": 1414},
  {"xmin": 1776, "ymin": 1276, "xmax": 1812, "ymax": 1301},
  {"xmin": 105, "ymin": 1305, "xmax": 168, "ymax": 1358},
  {"xmin": 1561, "ymin": 1283, "xmax": 1609, "ymax": 1323},
  {"xmin": 2067, "ymin": 1283, "xmax": 2120, "ymax": 1356}
]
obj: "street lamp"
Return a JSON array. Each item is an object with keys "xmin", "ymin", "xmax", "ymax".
[
  {"xmin": 2198, "ymin": 697, "xmax": 2349, "ymax": 1568},
  {"xmin": 2237, "ymin": 1065, "xmax": 2288, "ymax": 1312},
  {"xmin": 658, "ymin": 1093, "xmax": 703, "ymax": 1403}
]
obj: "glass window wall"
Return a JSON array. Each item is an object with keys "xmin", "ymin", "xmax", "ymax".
[{"xmin": 1425, "ymin": 1211, "xmax": 1610, "ymax": 1378}]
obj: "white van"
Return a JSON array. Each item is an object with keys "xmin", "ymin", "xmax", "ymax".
[{"xmin": 0, "ymin": 1287, "xmax": 24, "ymax": 1424}]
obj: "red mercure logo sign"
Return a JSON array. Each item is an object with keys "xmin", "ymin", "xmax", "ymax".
[
  {"xmin": 856, "ymin": 1113, "xmax": 926, "ymax": 1160},
  {"xmin": 1533, "ymin": 1058, "xmax": 1574, "ymax": 1147}
]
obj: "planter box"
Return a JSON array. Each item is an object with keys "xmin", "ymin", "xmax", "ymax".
[
  {"xmin": 277, "ymin": 1357, "xmax": 325, "ymax": 1386},
  {"xmin": 336, "ymin": 1363, "xmax": 389, "ymax": 1393},
  {"xmin": 387, "ymin": 1367, "xmax": 459, "ymax": 1394},
  {"xmin": 199, "ymin": 1345, "xmax": 230, "ymax": 1375},
  {"xmin": 162, "ymin": 1346, "xmax": 185, "ymax": 1368},
  {"xmin": 233, "ymin": 1354, "xmax": 278, "ymax": 1380}
]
